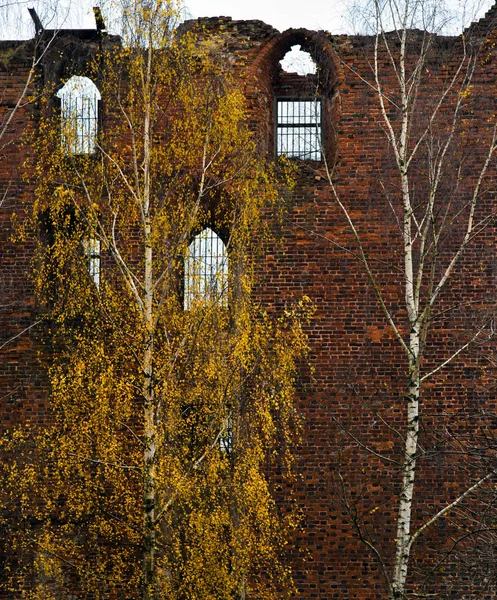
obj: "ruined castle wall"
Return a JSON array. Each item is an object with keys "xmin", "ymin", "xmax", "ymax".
[
  {"xmin": 2, "ymin": 14, "xmax": 497, "ymax": 599},
  {"xmin": 0, "ymin": 40, "xmax": 47, "ymax": 431},
  {"xmin": 185, "ymin": 16, "xmax": 497, "ymax": 599}
]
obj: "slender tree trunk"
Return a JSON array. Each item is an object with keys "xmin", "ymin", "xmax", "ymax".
[
  {"xmin": 143, "ymin": 332, "xmax": 156, "ymax": 600},
  {"xmin": 142, "ymin": 38, "xmax": 157, "ymax": 600},
  {"xmin": 391, "ymin": 145, "xmax": 421, "ymax": 597},
  {"xmin": 391, "ymin": 349, "xmax": 420, "ymax": 599},
  {"xmin": 143, "ymin": 239, "xmax": 156, "ymax": 600},
  {"xmin": 391, "ymin": 81, "xmax": 422, "ymax": 592}
]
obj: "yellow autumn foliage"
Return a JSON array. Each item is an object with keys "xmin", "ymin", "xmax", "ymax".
[{"xmin": 1, "ymin": 2, "xmax": 311, "ymax": 599}]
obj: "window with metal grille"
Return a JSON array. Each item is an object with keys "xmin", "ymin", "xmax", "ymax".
[
  {"xmin": 56, "ymin": 76, "xmax": 101, "ymax": 155},
  {"xmin": 218, "ymin": 417, "xmax": 233, "ymax": 454},
  {"xmin": 184, "ymin": 228, "xmax": 228, "ymax": 309},
  {"xmin": 82, "ymin": 237, "xmax": 101, "ymax": 287},
  {"xmin": 276, "ymin": 99, "xmax": 322, "ymax": 160}
]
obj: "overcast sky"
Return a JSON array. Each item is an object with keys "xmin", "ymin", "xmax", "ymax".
[
  {"xmin": 1, "ymin": 0, "xmax": 494, "ymax": 39},
  {"xmin": 185, "ymin": 0, "xmax": 347, "ymax": 32}
]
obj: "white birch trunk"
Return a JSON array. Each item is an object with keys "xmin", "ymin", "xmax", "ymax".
[
  {"xmin": 389, "ymin": 29, "xmax": 422, "ymax": 591},
  {"xmin": 325, "ymin": 2, "xmax": 497, "ymax": 595},
  {"xmin": 391, "ymin": 350, "xmax": 420, "ymax": 599},
  {"xmin": 141, "ymin": 37, "xmax": 157, "ymax": 600}
]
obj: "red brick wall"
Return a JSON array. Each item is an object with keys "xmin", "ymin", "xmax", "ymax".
[
  {"xmin": 2, "ymin": 16, "xmax": 497, "ymax": 599},
  {"xmin": 0, "ymin": 40, "xmax": 47, "ymax": 432},
  {"xmin": 187, "ymin": 16, "xmax": 497, "ymax": 599}
]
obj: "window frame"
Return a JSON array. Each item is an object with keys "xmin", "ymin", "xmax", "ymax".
[
  {"xmin": 82, "ymin": 237, "xmax": 101, "ymax": 287},
  {"xmin": 184, "ymin": 227, "xmax": 229, "ymax": 309},
  {"xmin": 56, "ymin": 76, "xmax": 101, "ymax": 156},
  {"xmin": 275, "ymin": 97, "xmax": 323, "ymax": 161},
  {"xmin": 218, "ymin": 416, "xmax": 233, "ymax": 454}
]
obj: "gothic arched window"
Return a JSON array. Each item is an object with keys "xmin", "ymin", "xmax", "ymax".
[
  {"xmin": 184, "ymin": 228, "xmax": 228, "ymax": 309},
  {"xmin": 276, "ymin": 46, "xmax": 322, "ymax": 161},
  {"xmin": 56, "ymin": 76, "xmax": 101, "ymax": 155}
]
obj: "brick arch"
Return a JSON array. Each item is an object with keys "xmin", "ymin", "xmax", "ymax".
[
  {"xmin": 253, "ymin": 28, "xmax": 342, "ymax": 97},
  {"xmin": 248, "ymin": 28, "xmax": 342, "ymax": 162}
]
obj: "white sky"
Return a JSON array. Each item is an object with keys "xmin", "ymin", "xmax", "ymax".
[
  {"xmin": 1, "ymin": 0, "xmax": 494, "ymax": 39},
  {"xmin": 185, "ymin": 0, "xmax": 347, "ymax": 32}
]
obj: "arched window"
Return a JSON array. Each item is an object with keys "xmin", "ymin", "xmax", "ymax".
[
  {"xmin": 276, "ymin": 46, "xmax": 322, "ymax": 161},
  {"xmin": 184, "ymin": 228, "xmax": 228, "ymax": 309},
  {"xmin": 56, "ymin": 76, "xmax": 101, "ymax": 155}
]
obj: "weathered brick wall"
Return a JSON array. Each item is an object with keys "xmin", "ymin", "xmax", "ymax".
[
  {"xmin": 2, "ymin": 12, "xmax": 497, "ymax": 599},
  {"xmin": 0, "ymin": 31, "xmax": 112, "ymax": 597},
  {"xmin": 0, "ymin": 40, "xmax": 46, "ymax": 431},
  {"xmin": 183, "ymin": 14, "xmax": 497, "ymax": 599}
]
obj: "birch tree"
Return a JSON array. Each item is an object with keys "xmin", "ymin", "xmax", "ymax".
[
  {"xmin": 321, "ymin": 0, "xmax": 497, "ymax": 597},
  {"xmin": 1, "ymin": 1, "xmax": 309, "ymax": 598}
]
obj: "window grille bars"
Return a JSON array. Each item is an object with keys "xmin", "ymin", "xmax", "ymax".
[
  {"xmin": 82, "ymin": 238, "xmax": 101, "ymax": 287},
  {"xmin": 184, "ymin": 228, "xmax": 228, "ymax": 309},
  {"xmin": 219, "ymin": 417, "xmax": 233, "ymax": 454},
  {"xmin": 276, "ymin": 99, "xmax": 322, "ymax": 160},
  {"xmin": 56, "ymin": 76, "xmax": 101, "ymax": 155}
]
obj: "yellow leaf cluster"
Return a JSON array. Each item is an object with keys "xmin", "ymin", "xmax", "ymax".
[{"xmin": 3, "ymin": 2, "xmax": 311, "ymax": 599}]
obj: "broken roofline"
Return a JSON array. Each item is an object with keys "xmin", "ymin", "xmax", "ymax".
[{"xmin": 28, "ymin": 6, "xmax": 107, "ymax": 37}]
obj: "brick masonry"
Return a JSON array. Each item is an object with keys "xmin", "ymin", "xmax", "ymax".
[{"xmin": 2, "ymin": 9, "xmax": 497, "ymax": 599}]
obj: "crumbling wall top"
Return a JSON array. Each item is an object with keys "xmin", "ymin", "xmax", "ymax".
[
  {"xmin": 179, "ymin": 16, "xmax": 278, "ymax": 41},
  {"xmin": 0, "ymin": 40, "xmax": 35, "ymax": 67},
  {"xmin": 466, "ymin": 1, "xmax": 497, "ymax": 36}
]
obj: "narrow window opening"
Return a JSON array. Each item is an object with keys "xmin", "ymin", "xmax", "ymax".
[
  {"xmin": 82, "ymin": 237, "xmax": 101, "ymax": 287},
  {"xmin": 280, "ymin": 45, "xmax": 317, "ymax": 76},
  {"xmin": 56, "ymin": 76, "xmax": 101, "ymax": 155},
  {"xmin": 218, "ymin": 416, "xmax": 233, "ymax": 454},
  {"xmin": 184, "ymin": 228, "xmax": 228, "ymax": 309},
  {"xmin": 276, "ymin": 99, "xmax": 322, "ymax": 160}
]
